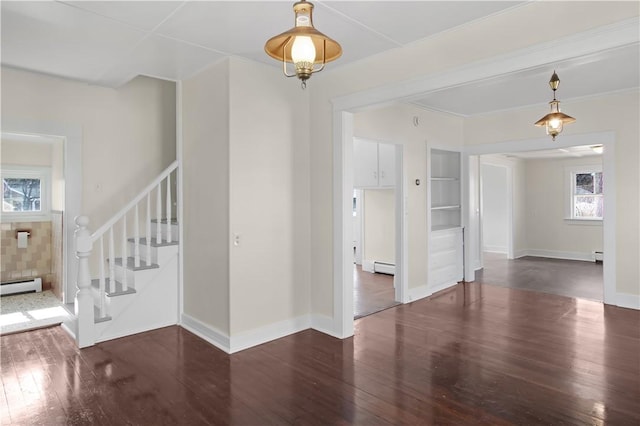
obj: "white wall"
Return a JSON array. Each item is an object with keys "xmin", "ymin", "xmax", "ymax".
[
  {"xmin": 181, "ymin": 57, "xmax": 310, "ymax": 345},
  {"xmin": 309, "ymin": 2, "xmax": 639, "ymax": 323},
  {"xmin": 1, "ymin": 67, "xmax": 177, "ymax": 227},
  {"xmin": 481, "ymin": 163, "xmax": 508, "ymax": 253},
  {"xmin": 352, "ymin": 104, "xmax": 463, "ymax": 293},
  {"xmin": 182, "ymin": 59, "xmax": 231, "ymax": 335},
  {"xmin": 362, "ymin": 188, "xmax": 395, "ymax": 265},
  {"xmin": 524, "ymin": 156, "xmax": 603, "ymax": 259},
  {"xmin": 228, "ymin": 57, "xmax": 310, "ymax": 336}
]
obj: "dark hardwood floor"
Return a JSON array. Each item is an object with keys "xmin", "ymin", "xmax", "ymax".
[
  {"xmin": 477, "ymin": 252, "xmax": 603, "ymax": 301},
  {"xmin": 2, "ymin": 283, "xmax": 639, "ymax": 425},
  {"xmin": 353, "ymin": 265, "xmax": 399, "ymax": 319}
]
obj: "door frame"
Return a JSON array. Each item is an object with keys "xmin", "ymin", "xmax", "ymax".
[
  {"xmin": 2, "ymin": 118, "xmax": 82, "ymax": 304},
  {"xmin": 463, "ymin": 132, "xmax": 616, "ymax": 305}
]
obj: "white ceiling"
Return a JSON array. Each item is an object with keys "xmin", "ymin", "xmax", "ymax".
[
  {"xmin": 495, "ymin": 145, "xmax": 604, "ymax": 161},
  {"xmin": 1, "ymin": 1, "xmax": 638, "ymax": 116}
]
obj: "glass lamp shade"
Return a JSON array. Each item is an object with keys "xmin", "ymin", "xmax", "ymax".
[
  {"xmin": 264, "ymin": 0, "xmax": 342, "ymax": 83},
  {"xmin": 535, "ymin": 100, "xmax": 575, "ymax": 141}
]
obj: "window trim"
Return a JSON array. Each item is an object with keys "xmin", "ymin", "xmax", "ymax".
[
  {"xmin": 2, "ymin": 165, "xmax": 51, "ymax": 222},
  {"xmin": 564, "ymin": 164, "xmax": 603, "ymax": 222}
]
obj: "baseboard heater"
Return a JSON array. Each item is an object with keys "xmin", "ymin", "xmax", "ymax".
[
  {"xmin": 0, "ymin": 277, "xmax": 42, "ymax": 296},
  {"xmin": 374, "ymin": 262, "xmax": 395, "ymax": 275}
]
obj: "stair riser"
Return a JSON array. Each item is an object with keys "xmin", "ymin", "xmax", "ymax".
[
  {"xmin": 151, "ymin": 222, "xmax": 179, "ymax": 242},
  {"xmin": 94, "ymin": 252, "xmax": 179, "ymax": 343},
  {"xmin": 126, "ymin": 242, "xmax": 157, "ymax": 264}
]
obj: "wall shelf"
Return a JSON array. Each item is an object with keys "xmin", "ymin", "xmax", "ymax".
[{"xmin": 431, "ymin": 205, "xmax": 461, "ymax": 211}]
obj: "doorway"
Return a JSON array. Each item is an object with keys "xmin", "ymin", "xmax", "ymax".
[
  {"xmin": 0, "ymin": 120, "xmax": 82, "ymax": 307},
  {"xmin": 352, "ymin": 139, "xmax": 405, "ymax": 319},
  {"xmin": 467, "ymin": 137, "xmax": 611, "ymax": 303},
  {"xmin": 0, "ymin": 132, "xmax": 72, "ymax": 334}
]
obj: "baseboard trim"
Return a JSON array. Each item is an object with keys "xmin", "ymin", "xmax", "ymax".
[
  {"xmin": 615, "ymin": 292, "xmax": 640, "ymax": 310},
  {"xmin": 310, "ymin": 314, "xmax": 338, "ymax": 337},
  {"xmin": 408, "ymin": 284, "xmax": 430, "ymax": 302},
  {"xmin": 483, "ymin": 246, "xmax": 507, "ymax": 254},
  {"xmin": 96, "ymin": 320, "xmax": 177, "ymax": 345},
  {"xmin": 230, "ymin": 315, "xmax": 310, "ymax": 354},
  {"xmin": 521, "ymin": 249, "xmax": 594, "ymax": 262},
  {"xmin": 181, "ymin": 313, "xmax": 230, "ymax": 353},
  {"xmin": 408, "ymin": 280, "xmax": 458, "ymax": 303},
  {"xmin": 513, "ymin": 249, "xmax": 528, "ymax": 259},
  {"xmin": 362, "ymin": 260, "xmax": 375, "ymax": 273}
]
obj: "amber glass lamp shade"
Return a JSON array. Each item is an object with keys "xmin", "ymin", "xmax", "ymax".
[{"xmin": 264, "ymin": 0, "xmax": 342, "ymax": 87}]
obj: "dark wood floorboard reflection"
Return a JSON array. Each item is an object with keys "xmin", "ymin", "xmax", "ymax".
[
  {"xmin": 477, "ymin": 252, "xmax": 603, "ymax": 301},
  {"xmin": 353, "ymin": 264, "xmax": 399, "ymax": 319},
  {"xmin": 2, "ymin": 283, "xmax": 639, "ymax": 425}
]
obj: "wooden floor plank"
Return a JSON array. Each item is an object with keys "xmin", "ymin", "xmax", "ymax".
[{"xmin": 1, "ymin": 282, "xmax": 638, "ymax": 425}]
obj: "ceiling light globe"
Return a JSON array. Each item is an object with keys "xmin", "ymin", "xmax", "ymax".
[{"xmin": 291, "ymin": 36, "xmax": 316, "ymax": 64}]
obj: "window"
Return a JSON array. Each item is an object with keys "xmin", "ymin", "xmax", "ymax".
[
  {"xmin": 1, "ymin": 166, "xmax": 51, "ymax": 222},
  {"xmin": 566, "ymin": 165, "xmax": 603, "ymax": 221}
]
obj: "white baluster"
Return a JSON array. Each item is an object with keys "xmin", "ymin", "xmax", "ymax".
[
  {"xmin": 121, "ymin": 215, "xmax": 128, "ymax": 291},
  {"xmin": 109, "ymin": 227, "xmax": 115, "ymax": 293},
  {"xmin": 74, "ymin": 216, "xmax": 94, "ymax": 348},
  {"xmin": 134, "ymin": 204, "xmax": 140, "ymax": 268},
  {"xmin": 99, "ymin": 235, "xmax": 106, "ymax": 317},
  {"xmin": 156, "ymin": 183, "xmax": 162, "ymax": 243},
  {"xmin": 166, "ymin": 174, "xmax": 172, "ymax": 243},
  {"xmin": 146, "ymin": 193, "xmax": 152, "ymax": 262}
]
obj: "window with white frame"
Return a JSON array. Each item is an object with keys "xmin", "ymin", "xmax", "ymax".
[
  {"xmin": 1, "ymin": 166, "xmax": 51, "ymax": 221},
  {"xmin": 566, "ymin": 165, "xmax": 603, "ymax": 220}
]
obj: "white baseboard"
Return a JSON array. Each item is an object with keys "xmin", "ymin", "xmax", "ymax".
[
  {"xmin": 408, "ymin": 284, "xmax": 429, "ymax": 302},
  {"xmin": 230, "ymin": 315, "xmax": 310, "ymax": 354},
  {"xmin": 615, "ymin": 292, "xmax": 640, "ymax": 310},
  {"xmin": 429, "ymin": 280, "xmax": 458, "ymax": 296},
  {"xmin": 181, "ymin": 313, "xmax": 230, "ymax": 353},
  {"xmin": 521, "ymin": 249, "xmax": 594, "ymax": 262},
  {"xmin": 513, "ymin": 249, "xmax": 528, "ymax": 259},
  {"xmin": 362, "ymin": 260, "xmax": 375, "ymax": 273},
  {"xmin": 96, "ymin": 320, "xmax": 177, "ymax": 344},
  {"xmin": 311, "ymin": 314, "xmax": 342, "ymax": 338},
  {"xmin": 408, "ymin": 280, "xmax": 458, "ymax": 303},
  {"xmin": 181, "ymin": 313, "xmax": 339, "ymax": 354},
  {"xmin": 483, "ymin": 245, "xmax": 507, "ymax": 254}
]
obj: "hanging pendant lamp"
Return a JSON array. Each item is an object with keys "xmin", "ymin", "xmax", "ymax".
[
  {"xmin": 264, "ymin": 0, "xmax": 342, "ymax": 89},
  {"xmin": 534, "ymin": 71, "xmax": 576, "ymax": 140}
]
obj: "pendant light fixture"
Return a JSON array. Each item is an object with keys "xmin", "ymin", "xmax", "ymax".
[
  {"xmin": 265, "ymin": 0, "xmax": 342, "ymax": 89},
  {"xmin": 534, "ymin": 71, "xmax": 576, "ymax": 140}
]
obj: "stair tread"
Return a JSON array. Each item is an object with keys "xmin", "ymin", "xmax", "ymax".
[
  {"xmin": 151, "ymin": 219, "xmax": 178, "ymax": 225},
  {"xmin": 110, "ymin": 257, "xmax": 159, "ymax": 271},
  {"xmin": 94, "ymin": 306, "xmax": 111, "ymax": 323},
  {"xmin": 127, "ymin": 237, "xmax": 179, "ymax": 247},
  {"xmin": 90, "ymin": 278, "xmax": 136, "ymax": 297}
]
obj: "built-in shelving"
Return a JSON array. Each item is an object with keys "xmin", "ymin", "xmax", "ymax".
[
  {"xmin": 428, "ymin": 148, "xmax": 464, "ymax": 291},
  {"xmin": 430, "ymin": 149, "xmax": 461, "ymax": 231}
]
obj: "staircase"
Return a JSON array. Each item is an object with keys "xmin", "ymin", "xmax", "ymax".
[{"xmin": 65, "ymin": 161, "xmax": 179, "ymax": 348}]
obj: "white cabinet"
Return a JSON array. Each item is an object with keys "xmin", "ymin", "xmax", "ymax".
[
  {"xmin": 428, "ymin": 148, "xmax": 463, "ymax": 290},
  {"xmin": 353, "ymin": 138, "xmax": 395, "ymax": 188},
  {"xmin": 429, "ymin": 227, "xmax": 464, "ymax": 289}
]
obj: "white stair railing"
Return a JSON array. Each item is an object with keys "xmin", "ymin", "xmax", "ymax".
[{"xmin": 73, "ymin": 160, "xmax": 178, "ymax": 348}]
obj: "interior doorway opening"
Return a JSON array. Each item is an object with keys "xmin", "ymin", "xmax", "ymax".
[
  {"xmin": 351, "ymin": 139, "xmax": 406, "ymax": 319},
  {"xmin": 467, "ymin": 139, "xmax": 609, "ymax": 303},
  {"xmin": 0, "ymin": 132, "xmax": 72, "ymax": 334}
]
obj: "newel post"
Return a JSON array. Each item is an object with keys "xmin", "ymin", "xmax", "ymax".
[{"xmin": 74, "ymin": 216, "xmax": 95, "ymax": 348}]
